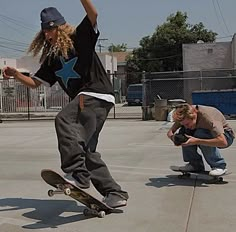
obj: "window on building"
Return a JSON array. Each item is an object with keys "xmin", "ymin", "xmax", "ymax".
[{"xmin": 208, "ymin": 48, "xmax": 213, "ymax": 54}]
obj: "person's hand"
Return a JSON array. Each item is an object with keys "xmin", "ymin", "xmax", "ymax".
[
  {"xmin": 2, "ymin": 67, "xmax": 17, "ymax": 79},
  {"xmin": 181, "ymin": 135, "xmax": 198, "ymax": 146},
  {"xmin": 167, "ymin": 131, "xmax": 174, "ymax": 141}
]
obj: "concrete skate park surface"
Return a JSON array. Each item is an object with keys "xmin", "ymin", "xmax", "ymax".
[{"xmin": 0, "ymin": 119, "xmax": 236, "ymax": 232}]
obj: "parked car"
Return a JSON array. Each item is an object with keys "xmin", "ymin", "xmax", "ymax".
[{"xmin": 126, "ymin": 83, "xmax": 143, "ymax": 106}]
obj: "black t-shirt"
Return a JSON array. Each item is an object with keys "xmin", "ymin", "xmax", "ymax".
[{"xmin": 34, "ymin": 16, "xmax": 114, "ymax": 99}]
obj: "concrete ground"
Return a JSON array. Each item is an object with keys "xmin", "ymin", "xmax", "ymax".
[{"xmin": 0, "ymin": 119, "xmax": 236, "ymax": 232}]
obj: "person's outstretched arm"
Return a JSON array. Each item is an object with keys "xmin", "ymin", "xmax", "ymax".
[
  {"xmin": 2, "ymin": 66, "xmax": 41, "ymax": 89},
  {"xmin": 80, "ymin": 0, "xmax": 98, "ymax": 26}
]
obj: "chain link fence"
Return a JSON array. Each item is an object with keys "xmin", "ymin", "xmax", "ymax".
[
  {"xmin": 0, "ymin": 80, "xmax": 70, "ymax": 120},
  {"xmin": 142, "ymin": 69, "xmax": 236, "ymax": 120},
  {"xmin": 0, "ymin": 68, "xmax": 236, "ymax": 120}
]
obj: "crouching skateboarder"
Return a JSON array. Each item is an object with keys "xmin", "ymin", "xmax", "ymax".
[
  {"xmin": 167, "ymin": 103, "xmax": 235, "ymax": 176},
  {"xmin": 3, "ymin": 0, "xmax": 128, "ymax": 208}
]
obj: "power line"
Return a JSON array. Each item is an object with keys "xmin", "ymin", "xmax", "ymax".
[
  {"xmin": 0, "ymin": 18, "xmax": 32, "ymax": 38},
  {"xmin": 137, "ymin": 54, "xmax": 182, "ymax": 61},
  {"xmin": 0, "ymin": 13, "xmax": 37, "ymax": 57},
  {"xmin": 0, "ymin": 36, "xmax": 29, "ymax": 46},
  {"xmin": 0, "ymin": 44, "xmax": 25, "ymax": 52},
  {"xmin": 97, "ymin": 38, "xmax": 108, "ymax": 53},
  {"xmin": 0, "ymin": 14, "xmax": 37, "ymax": 32},
  {"xmin": 212, "ymin": 0, "xmax": 230, "ymax": 36},
  {"xmin": 215, "ymin": 0, "xmax": 230, "ymax": 34},
  {"xmin": 216, "ymin": 35, "xmax": 233, "ymax": 40}
]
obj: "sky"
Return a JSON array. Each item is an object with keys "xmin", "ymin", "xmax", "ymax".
[{"xmin": 0, "ymin": 0, "xmax": 236, "ymax": 58}]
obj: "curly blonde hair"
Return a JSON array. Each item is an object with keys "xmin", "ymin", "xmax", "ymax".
[
  {"xmin": 28, "ymin": 23, "xmax": 75, "ymax": 64},
  {"xmin": 172, "ymin": 103, "xmax": 196, "ymax": 122}
]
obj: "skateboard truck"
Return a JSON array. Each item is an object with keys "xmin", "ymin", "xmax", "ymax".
[
  {"xmin": 47, "ymin": 183, "xmax": 107, "ymax": 218},
  {"xmin": 83, "ymin": 206, "xmax": 106, "ymax": 218},
  {"xmin": 48, "ymin": 184, "xmax": 72, "ymax": 197}
]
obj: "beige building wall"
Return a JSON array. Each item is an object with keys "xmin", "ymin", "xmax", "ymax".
[
  {"xmin": 183, "ymin": 42, "xmax": 232, "ymax": 71},
  {"xmin": 181, "ymin": 36, "xmax": 236, "ymax": 102}
]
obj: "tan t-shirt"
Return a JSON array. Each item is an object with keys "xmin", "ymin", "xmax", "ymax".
[{"xmin": 195, "ymin": 105, "xmax": 235, "ymax": 138}]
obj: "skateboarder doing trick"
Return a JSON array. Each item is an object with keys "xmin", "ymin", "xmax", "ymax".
[
  {"xmin": 2, "ymin": 0, "xmax": 128, "ymax": 208},
  {"xmin": 167, "ymin": 103, "xmax": 235, "ymax": 176}
]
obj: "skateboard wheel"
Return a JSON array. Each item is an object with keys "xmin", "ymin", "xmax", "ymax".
[
  {"xmin": 98, "ymin": 211, "xmax": 105, "ymax": 218},
  {"xmin": 48, "ymin": 190, "xmax": 54, "ymax": 197},
  {"xmin": 218, "ymin": 177, "xmax": 223, "ymax": 182},
  {"xmin": 64, "ymin": 188, "xmax": 71, "ymax": 195}
]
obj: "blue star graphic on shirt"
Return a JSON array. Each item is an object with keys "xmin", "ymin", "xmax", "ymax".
[{"xmin": 55, "ymin": 57, "xmax": 81, "ymax": 88}]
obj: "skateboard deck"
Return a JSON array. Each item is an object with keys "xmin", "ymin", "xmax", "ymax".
[
  {"xmin": 170, "ymin": 165, "xmax": 231, "ymax": 183},
  {"xmin": 41, "ymin": 169, "xmax": 122, "ymax": 218}
]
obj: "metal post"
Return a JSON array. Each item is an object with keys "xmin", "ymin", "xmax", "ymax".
[
  {"xmin": 0, "ymin": 81, "xmax": 2, "ymax": 122},
  {"xmin": 97, "ymin": 38, "xmax": 108, "ymax": 53},
  {"xmin": 0, "ymin": 81, "xmax": 2, "ymax": 113},
  {"xmin": 27, "ymin": 87, "xmax": 30, "ymax": 120},
  {"xmin": 200, "ymin": 70, "xmax": 203, "ymax": 90},
  {"xmin": 44, "ymin": 86, "xmax": 47, "ymax": 112},
  {"xmin": 111, "ymin": 44, "xmax": 116, "ymax": 119},
  {"xmin": 141, "ymin": 71, "xmax": 148, "ymax": 120}
]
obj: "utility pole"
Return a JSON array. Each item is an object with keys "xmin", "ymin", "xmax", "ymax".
[
  {"xmin": 97, "ymin": 38, "xmax": 108, "ymax": 53},
  {"xmin": 111, "ymin": 43, "xmax": 114, "ymax": 75}
]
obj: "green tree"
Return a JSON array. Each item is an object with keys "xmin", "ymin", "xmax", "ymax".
[
  {"xmin": 127, "ymin": 11, "xmax": 217, "ymax": 73},
  {"xmin": 108, "ymin": 43, "xmax": 127, "ymax": 52}
]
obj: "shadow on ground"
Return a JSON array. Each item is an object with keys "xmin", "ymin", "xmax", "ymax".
[
  {"xmin": 146, "ymin": 175, "xmax": 228, "ymax": 188},
  {"xmin": 0, "ymin": 198, "xmax": 92, "ymax": 229}
]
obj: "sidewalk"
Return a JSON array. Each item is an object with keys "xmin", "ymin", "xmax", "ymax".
[{"xmin": 0, "ymin": 119, "xmax": 235, "ymax": 232}]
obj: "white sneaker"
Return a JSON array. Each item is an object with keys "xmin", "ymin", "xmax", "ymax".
[
  {"xmin": 209, "ymin": 168, "xmax": 227, "ymax": 176},
  {"xmin": 103, "ymin": 193, "xmax": 127, "ymax": 208}
]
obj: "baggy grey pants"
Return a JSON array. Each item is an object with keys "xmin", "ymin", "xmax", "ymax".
[{"xmin": 54, "ymin": 94, "xmax": 128, "ymax": 198}]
